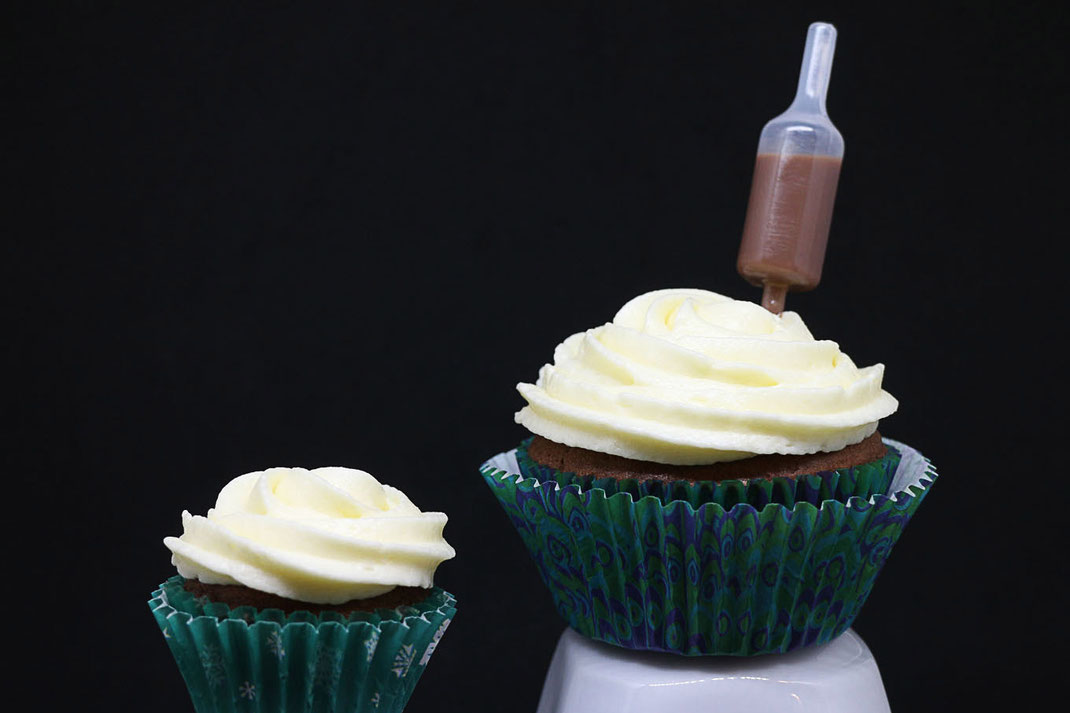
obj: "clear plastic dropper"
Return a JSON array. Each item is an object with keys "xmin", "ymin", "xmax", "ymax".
[{"xmin": 737, "ymin": 22, "xmax": 844, "ymax": 314}]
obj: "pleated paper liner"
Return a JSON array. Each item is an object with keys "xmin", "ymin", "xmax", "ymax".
[
  {"xmin": 149, "ymin": 576, "xmax": 456, "ymax": 713},
  {"xmin": 515, "ymin": 436, "xmax": 900, "ymax": 510},
  {"xmin": 481, "ymin": 437, "xmax": 935, "ymax": 656}
]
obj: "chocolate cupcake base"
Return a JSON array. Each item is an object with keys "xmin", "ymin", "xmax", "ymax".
[
  {"xmin": 182, "ymin": 579, "xmax": 432, "ymax": 617},
  {"xmin": 527, "ymin": 432, "xmax": 887, "ymax": 483},
  {"xmin": 517, "ymin": 435, "xmax": 900, "ymax": 511}
]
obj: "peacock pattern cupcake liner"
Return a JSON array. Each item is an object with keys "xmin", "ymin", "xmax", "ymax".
[
  {"xmin": 149, "ymin": 576, "xmax": 456, "ymax": 713},
  {"xmin": 515, "ymin": 436, "xmax": 900, "ymax": 510},
  {"xmin": 481, "ymin": 438, "xmax": 935, "ymax": 656}
]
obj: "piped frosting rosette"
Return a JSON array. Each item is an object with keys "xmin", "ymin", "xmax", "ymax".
[
  {"xmin": 516, "ymin": 288, "xmax": 898, "ymax": 466},
  {"xmin": 164, "ymin": 466, "xmax": 456, "ymax": 604},
  {"xmin": 151, "ymin": 467, "xmax": 456, "ymax": 713}
]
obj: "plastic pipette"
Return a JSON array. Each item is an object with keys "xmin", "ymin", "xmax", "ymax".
[{"xmin": 737, "ymin": 22, "xmax": 844, "ymax": 314}]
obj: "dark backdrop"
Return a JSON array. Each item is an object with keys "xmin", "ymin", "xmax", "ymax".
[{"xmin": 12, "ymin": 2, "xmax": 1061, "ymax": 710}]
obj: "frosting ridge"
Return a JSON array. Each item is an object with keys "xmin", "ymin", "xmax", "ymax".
[
  {"xmin": 164, "ymin": 467, "xmax": 455, "ymax": 604},
  {"xmin": 515, "ymin": 288, "xmax": 897, "ymax": 465}
]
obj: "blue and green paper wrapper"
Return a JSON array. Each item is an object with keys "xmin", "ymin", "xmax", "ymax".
[
  {"xmin": 481, "ymin": 437, "xmax": 935, "ymax": 656},
  {"xmin": 149, "ymin": 576, "xmax": 456, "ymax": 713}
]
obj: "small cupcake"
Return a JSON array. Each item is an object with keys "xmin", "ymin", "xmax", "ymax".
[
  {"xmin": 150, "ymin": 466, "xmax": 456, "ymax": 713},
  {"xmin": 481, "ymin": 288, "xmax": 935, "ymax": 655}
]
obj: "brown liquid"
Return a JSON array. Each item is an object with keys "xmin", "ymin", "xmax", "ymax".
[{"xmin": 737, "ymin": 153, "xmax": 842, "ymax": 293}]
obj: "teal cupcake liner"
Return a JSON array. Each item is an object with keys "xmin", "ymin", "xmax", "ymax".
[
  {"xmin": 481, "ymin": 438, "xmax": 935, "ymax": 656},
  {"xmin": 515, "ymin": 436, "xmax": 900, "ymax": 509},
  {"xmin": 149, "ymin": 576, "xmax": 456, "ymax": 713}
]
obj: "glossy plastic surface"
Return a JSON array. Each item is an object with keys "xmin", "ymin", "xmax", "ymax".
[
  {"xmin": 537, "ymin": 627, "xmax": 891, "ymax": 713},
  {"xmin": 758, "ymin": 22, "xmax": 843, "ymax": 158}
]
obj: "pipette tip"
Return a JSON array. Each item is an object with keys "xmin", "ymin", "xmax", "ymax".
[{"xmin": 761, "ymin": 282, "xmax": 788, "ymax": 314}]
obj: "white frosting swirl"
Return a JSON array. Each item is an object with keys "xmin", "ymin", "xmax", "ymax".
[
  {"xmin": 164, "ymin": 467, "xmax": 455, "ymax": 604},
  {"xmin": 516, "ymin": 288, "xmax": 897, "ymax": 465}
]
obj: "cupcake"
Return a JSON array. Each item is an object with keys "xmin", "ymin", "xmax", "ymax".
[
  {"xmin": 481, "ymin": 288, "xmax": 936, "ymax": 655},
  {"xmin": 149, "ymin": 466, "xmax": 457, "ymax": 713}
]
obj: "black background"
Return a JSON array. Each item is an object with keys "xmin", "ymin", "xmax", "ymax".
[{"xmin": 12, "ymin": 1, "xmax": 1062, "ymax": 710}]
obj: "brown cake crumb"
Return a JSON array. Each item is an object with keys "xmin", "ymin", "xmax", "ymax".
[
  {"xmin": 183, "ymin": 579, "xmax": 429, "ymax": 615},
  {"xmin": 526, "ymin": 431, "xmax": 886, "ymax": 484}
]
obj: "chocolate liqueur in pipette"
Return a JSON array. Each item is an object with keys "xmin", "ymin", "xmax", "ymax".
[{"xmin": 737, "ymin": 22, "xmax": 844, "ymax": 314}]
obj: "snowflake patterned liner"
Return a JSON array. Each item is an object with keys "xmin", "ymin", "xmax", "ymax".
[
  {"xmin": 480, "ymin": 438, "xmax": 936, "ymax": 657},
  {"xmin": 149, "ymin": 577, "xmax": 456, "ymax": 713}
]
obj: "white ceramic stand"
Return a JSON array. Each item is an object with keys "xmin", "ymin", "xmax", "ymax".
[{"xmin": 536, "ymin": 628, "xmax": 890, "ymax": 713}]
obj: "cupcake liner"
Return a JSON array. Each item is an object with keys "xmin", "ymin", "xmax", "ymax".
[
  {"xmin": 516, "ymin": 436, "xmax": 900, "ymax": 509},
  {"xmin": 149, "ymin": 576, "xmax": 456, "ymax": 713},
  {"xmin": 481, "ymin": 437, "xmax": 935, "ymax": 656}
]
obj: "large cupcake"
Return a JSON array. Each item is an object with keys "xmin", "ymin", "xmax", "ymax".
[
  {"xmin": 150, "ymin": 466, "xmax": 457, "ymax": 713},
  {"xmin": 481, "ymin": 288, "xmax": 936, "ymax": 655}
]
